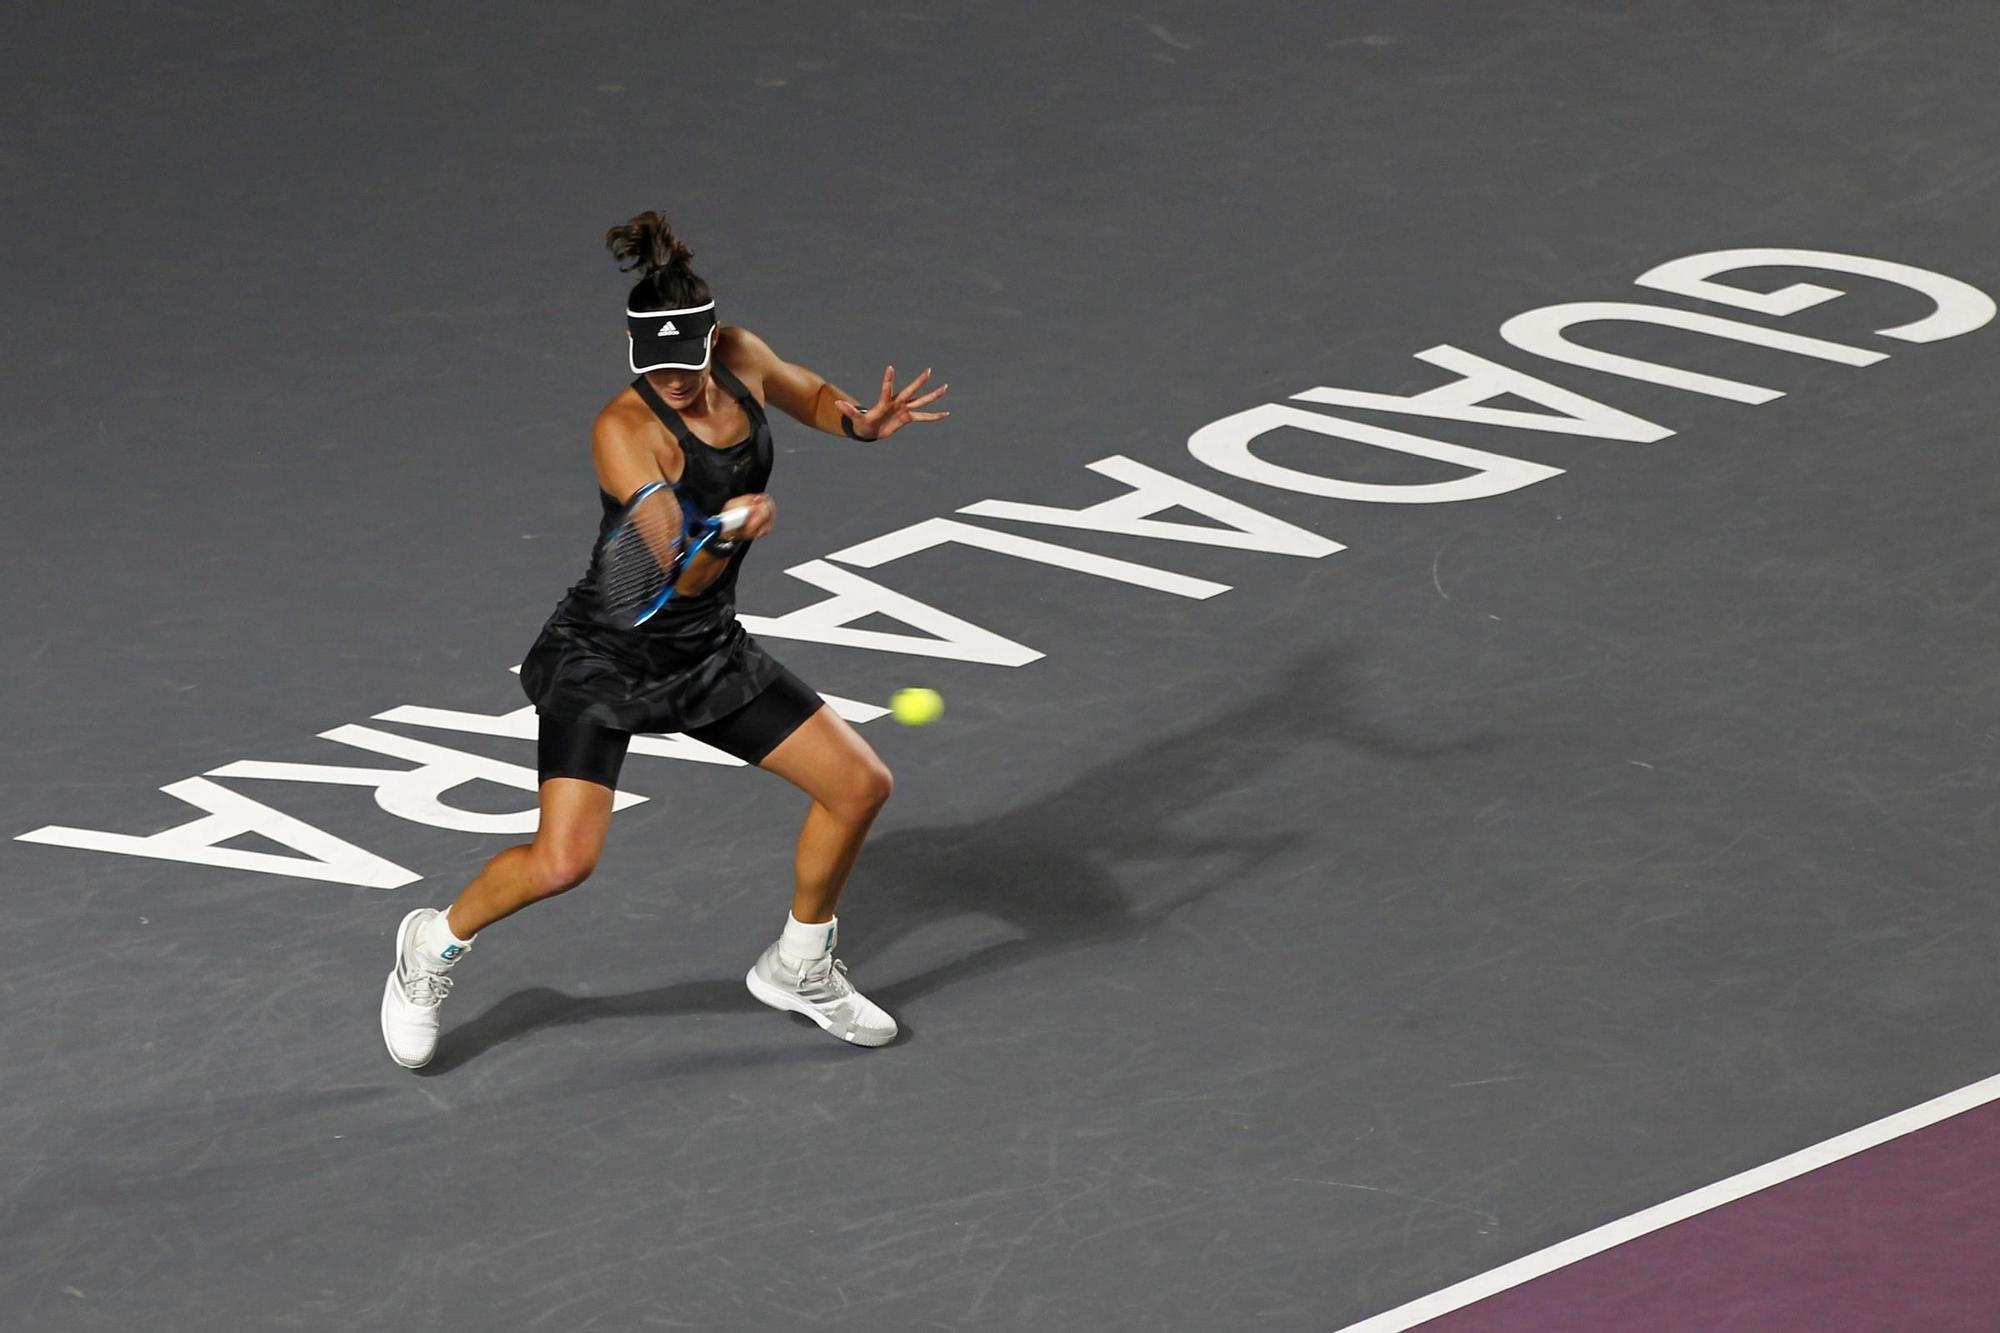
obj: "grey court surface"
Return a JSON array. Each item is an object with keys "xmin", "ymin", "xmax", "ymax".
[{"xmin": 5, "ymin": 4, "xmax": 1999, "ymax": 1330}]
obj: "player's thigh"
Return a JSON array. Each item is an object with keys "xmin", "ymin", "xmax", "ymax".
[
  {"xmin": 534, "ymin": 777, "xmax": 617, "ymax": 876},
  {"xmin": 757, "ymin": 706, "xmax": 893, "ymax": 813}
]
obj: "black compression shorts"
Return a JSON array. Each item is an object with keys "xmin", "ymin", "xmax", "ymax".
[{"xmin": 535, "ymin": 667, "xmax": 824, "ymax": 788}]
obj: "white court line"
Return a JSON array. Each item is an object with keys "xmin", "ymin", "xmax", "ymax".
[{"xmin": 1334, "ymin": 1069, "xmax": 2000, "ymax": 1333}]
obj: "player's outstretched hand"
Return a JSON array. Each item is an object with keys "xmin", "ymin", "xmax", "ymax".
[{"xmin": 837, "ymin": 366, "xmax": 950, "ymax": 441}]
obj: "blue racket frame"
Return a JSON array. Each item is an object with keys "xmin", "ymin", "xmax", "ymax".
[{"xmin": 606, "ymin": 480, "xmax": 735, "ymax": 627}]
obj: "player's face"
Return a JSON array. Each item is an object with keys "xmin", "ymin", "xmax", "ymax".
[
  {"xmin": 654, "ymin": 328, "xmax": 720, "ymax": 408},
  {"xmin": 656, "ymin": 367, "xmax": 706, "ymax": 406}
]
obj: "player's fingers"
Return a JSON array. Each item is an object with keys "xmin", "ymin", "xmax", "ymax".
[
  {"xmin": 910, "ymin": 410, "xmax": 950, "ymax": 422},
  {"xmin": 878, "ymin": 365, "xmax": 897, "ymax": 404},
  {"xmin": 909, "ymin": 384, "xmax": 948, "ymax": 408},
  {"xmin": 894, "ymin": 367, "xmax": 933, "ymax": 403}
]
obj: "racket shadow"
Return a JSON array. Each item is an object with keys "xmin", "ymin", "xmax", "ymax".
[{"xmin": 843, "ymin": 642, "xmax": 1497, "ymax": 1006}]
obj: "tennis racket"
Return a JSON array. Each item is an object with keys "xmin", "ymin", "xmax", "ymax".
[{"xmin": 590, "ymin": 481, "xmax": 749, "ymax": 628}]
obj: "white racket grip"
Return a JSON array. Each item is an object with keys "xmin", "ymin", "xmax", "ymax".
[{"xmin": 717, "ymin": 505, "xmax": 751, "ymax": 535}]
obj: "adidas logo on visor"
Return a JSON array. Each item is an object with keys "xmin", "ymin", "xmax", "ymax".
[{"xmin": 659, "ymin": 320, "xmax": 679, "ymax": 336}]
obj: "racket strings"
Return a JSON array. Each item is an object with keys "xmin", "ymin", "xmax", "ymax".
[{"xmin": 594, "ymin": 491, "xmax": 690, "ymax": 621}]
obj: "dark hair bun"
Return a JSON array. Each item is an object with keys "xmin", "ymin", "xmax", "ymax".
[{"xmin": 605, "ymin": 211, "xmax": 694, "ymax": 276}]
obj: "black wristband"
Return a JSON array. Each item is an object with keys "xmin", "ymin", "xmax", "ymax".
[{"xmin": 841, "ymin": 416, "xmax": 877, "ymax": 442}]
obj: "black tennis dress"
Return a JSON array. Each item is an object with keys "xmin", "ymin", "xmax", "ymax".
[{"xmin": 518, "ymin": 365, "xmax": 792, "ymax": 735}]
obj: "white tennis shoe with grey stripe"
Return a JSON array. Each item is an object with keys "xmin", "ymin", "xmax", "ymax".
[
  {"xmin": 381, "ymin": 908, "xmax": 460, "ymax": 1069},
  {"xmin": 745, "ymin": 942, "xmax": 898, "ymax": 1047}
]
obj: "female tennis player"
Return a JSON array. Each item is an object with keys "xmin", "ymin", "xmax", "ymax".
[{"xmin": 381, "ymin": 211, "xmax": 948, "ymax": 1069}]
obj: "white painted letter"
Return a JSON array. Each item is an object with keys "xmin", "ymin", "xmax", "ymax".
[
  {"xmin": 1187, "ymin": 403, "xmax": 1563, "ymax": 504},
  {"xmin": 832, "ymin": 518, "xmax": 1229, "ymax": 598},
  {"xmin": 737, "ymin": 560, "xmax": 1043, "ymax": 665},
  {"xmin": 1499, "ymin": 301, "xmax": 1886, "ymax": 404},
  {"xmin": 1291, "ymin": 344, "xmax": 1671, "ymax": 442},
  {"xmin": 1634, "ymin": 247, "xmax": 1997, "ymax": 344},
  {"xmin": 17, "ymin": 777, "xmax": 418, "ymax": 888},
  {"xmin": 958, "ymin": 455, "xmax": 1344, "ymax": 556},
  {"xmin": 209, "ymin": 726, "xmax": 644, "ymax": 835}
]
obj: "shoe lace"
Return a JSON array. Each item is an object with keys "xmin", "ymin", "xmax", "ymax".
[
  {"xmin": 402, "ymin": 963, "xmax": 455, "ymax": 1009},
  {"xmin": 798, "ymin": 955, "xmax": 852, "ymax": 1002}
]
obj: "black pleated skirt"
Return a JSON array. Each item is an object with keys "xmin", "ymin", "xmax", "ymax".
[{"xmin": 518, "ymin": 594, "xmax": 786, "ymax": 735}]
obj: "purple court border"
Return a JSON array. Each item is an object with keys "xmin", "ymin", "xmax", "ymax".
[{"xmin": 1336, "ymin": 1071, "xmax": 2000, "ymax": 1332}]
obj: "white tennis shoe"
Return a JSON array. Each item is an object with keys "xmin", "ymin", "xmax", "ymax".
[
  {"xmin": 381, "ymin": 908, "xmax": 460, "ymax": 1069},
  {"xmin": 746, "ymin": 942, "xmax": 897, "ymax": 1047}
]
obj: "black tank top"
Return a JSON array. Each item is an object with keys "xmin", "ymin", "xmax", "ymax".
[
  {"xmin": 588, "ymin": 362, "xmax": 775, "ymax": 631},
  {"xmin": 517, "ymin": 360, "xmax": 787, "ymax": 731}
]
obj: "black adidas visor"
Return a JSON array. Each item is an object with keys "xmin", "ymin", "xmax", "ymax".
[{"xmin": 627, "ymin": 300, "xmax": 718, "ymax": 373}]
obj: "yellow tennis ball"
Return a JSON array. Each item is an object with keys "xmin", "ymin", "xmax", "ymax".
[{"xmin": 889, "ymin": 687, "xmax": 944, "ymax": 725}]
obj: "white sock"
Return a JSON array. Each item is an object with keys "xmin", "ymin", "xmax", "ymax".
[
  {"xmin": 778, "ymin": 913, "xmax": 836, "ymax": 970},
  {"xmin": 417, "ymin": 907, "xmax": 474, "ymax": 965}
]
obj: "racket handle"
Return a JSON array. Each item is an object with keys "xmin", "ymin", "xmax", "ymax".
[{"xmin": 716, "ymin": 506, "xmax": 751, "ymax": 535}]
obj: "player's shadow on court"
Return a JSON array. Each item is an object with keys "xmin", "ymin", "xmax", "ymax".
[
  {"xmin": 846, "ymin": 643, "xmax": 1494, "ymax": 1008},
  {"xmin": 433, "ymin": 644, "xmax": 1488, "ymax": 1066}
]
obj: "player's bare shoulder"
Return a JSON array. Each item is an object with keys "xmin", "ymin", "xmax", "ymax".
[
  {"xmin": 592, "ymin": 388, "xmax": 676, "ymax": 486},
  {"xmin": 593, "ymin": 389, "xmax": 654, "ymax": 448}
]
